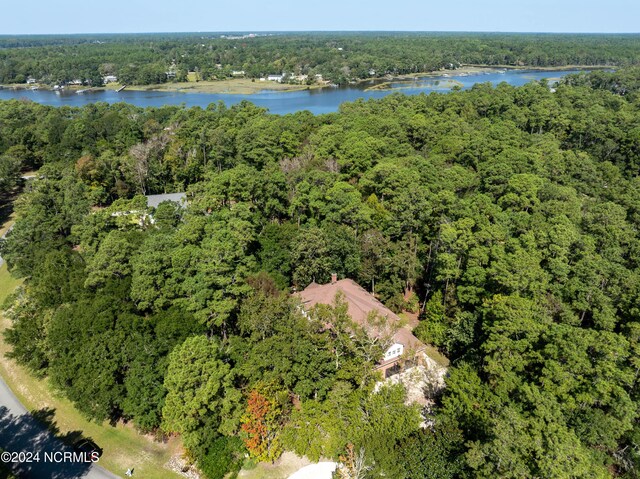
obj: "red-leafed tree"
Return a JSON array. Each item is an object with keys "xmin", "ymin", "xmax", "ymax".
[{"xmin": 240, "ymin": 388, "xmax": 284, "ymax": 462}]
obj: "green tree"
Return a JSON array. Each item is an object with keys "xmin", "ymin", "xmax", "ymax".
[
  {"xmin": 291, "ymin": 226, "xmax": 333, "ymax": 287},
  {"xmin": 162, "ymin": 335, "xmax": 241, "ymax": 450},
  {"xmin": 0, "ymin": 145, "xmax": 26, "ymax": 195}
]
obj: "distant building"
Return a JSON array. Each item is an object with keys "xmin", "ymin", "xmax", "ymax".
[
  {"xmin": 107, "ymin": 193, "xmax": 187, "ymax": 227},
  {"xmin": 267, "ymin": 74, "xmax": 284, "ymax": 82},
  {"xmin": 145, "ymin": 192, "xmax": 187, "ymax": 209},
  {"xmin": 221, "ymin": 33, "xmax": 259, "ymax": 40},
  {"xmin": 296, "ymin": 276, "xmax": 431, "ymax": 377},
  {"xmin": 26, "ymin": 77, "xmax": 37, "ymax": 84},
  {"xmin": 102, "ymin": 75, "xmax": 118, "ymax": 84},
  {"xmin": 231, "ymin": 70, "xmax": 245, "ymax": 76}
]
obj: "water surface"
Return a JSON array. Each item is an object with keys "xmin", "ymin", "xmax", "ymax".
[{"xmin": 0, "ymin": 69, "xmax": 583, "ymax": 114}]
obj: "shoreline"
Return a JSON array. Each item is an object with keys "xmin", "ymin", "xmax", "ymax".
[
  {"xmin": 141, "ymin": 64, "xmax": 605, "ymax": 94},
  {"xmin": 461, "ymin": 63, "xmax": 613, "ymax": 71},
  {"xmin": 360, "ymin": 64, "xmax": 597, "ymax": 92},
  {"xmin": 0, "ymin": 64, "xmax": 608, "ymax": 96},
  {"xmin": 115, "ymin": 78, "xmax": 328, "ymax": 95},
  {"xmin": 365, "ymin": 78, "xmax": 464, "ymax": 92},
  {"xmin": 0, "ymin": 84, "xmax": 108, "ymax": 93}
]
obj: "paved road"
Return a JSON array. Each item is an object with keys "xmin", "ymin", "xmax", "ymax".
[
  {"xmin": 0, "ymin": 376, "xmax": 121, "ymax": 478},
  {"xmin": 0, "ymin": 174, "xmax": 120, "ymax": 478}
]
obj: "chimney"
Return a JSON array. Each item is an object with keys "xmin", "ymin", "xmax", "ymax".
[{"xmin": 331, "ymin": 273, "xmax": 337, "ymax": 284}]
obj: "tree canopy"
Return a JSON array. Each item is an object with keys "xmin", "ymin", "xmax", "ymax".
[{"xmin": 2, "ymin": 67, "xmax": 640, "ymax": 477}]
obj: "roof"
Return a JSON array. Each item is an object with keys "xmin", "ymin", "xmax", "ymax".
[
  {"xmin": 295, "ymin": 278, "xmax": 425, "ymax": 353},
  {"xmin": 145, "ymin": 192, "xmax": 187, "ymax": 209}
]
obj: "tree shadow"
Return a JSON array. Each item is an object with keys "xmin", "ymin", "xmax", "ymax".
[
  {"xmin": 0, "ymin": 176, "xmax": 35, "ymax": 233},
  {"xmin": 0, "ymin": 406, "xmax": 100, "ymax": 478},
  {"xmin": 0, "ymin": 201, "xmax": 13, "ymax": 232}
]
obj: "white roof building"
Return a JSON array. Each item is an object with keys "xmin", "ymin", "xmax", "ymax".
[{"xmin": 145, "ymin": 192, "xmax": 187, "ymax": 209}]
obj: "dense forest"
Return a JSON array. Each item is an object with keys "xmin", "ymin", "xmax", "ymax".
[
  {"xmin": 1, "ymin": 32, "xmax": 640, "ymax": 86},
  {"xmin": 1, "ymin": 67, "xmax": 640, "ymax": 478}
]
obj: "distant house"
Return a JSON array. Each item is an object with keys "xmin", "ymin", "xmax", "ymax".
[
  {"xmin": 145, "ymin": 192, "xmax": 187, "ymax": 209},
  {"xmin": 68, "ymin": 79, "xmax": 83, "ymax": 86},
  {"xmin": 296, "ymin": 276, "xmax": 429, "ymax": 377},
  {"xmin": 102, "ymin": 75, "xmax": 118, "ymax": 84},
  {"xmin": 267, "ymin": 74, "xmax": 284, "ymax": 82},
  {"xmin": 231, "ymin": 70, "xmax": 245, "ymax": 76},
  {"xmin": 108, "ymin": 193, "xmax": 187, "ymax": 228},
  {"xmin": 26, "ymin": 77, "xmax": 37, "ymax": 84}
]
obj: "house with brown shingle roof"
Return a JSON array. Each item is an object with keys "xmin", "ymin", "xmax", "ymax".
[{"xmin": 296, "ymin": 274, "xmax": 429, "ymax": 377}]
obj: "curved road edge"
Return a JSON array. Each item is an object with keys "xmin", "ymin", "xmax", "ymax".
[{"xmin": 0, "ymin": 367, "xmax": 121, "ymax": 478}]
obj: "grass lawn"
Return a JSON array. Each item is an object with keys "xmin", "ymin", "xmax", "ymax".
[
  {"xmin": 125, "ymin": 78, "xmax": 321, "ymax": 95},
  {"xmin": 186, "ymin": 71, "xmax": 201, "ymax": 82},
  {"xmin": 0, "ymin": 265, "xmax": 184, "ymax": 479},
  {"xmin": 0, "ymin": 265, "xmax": 21, "ymax": 305}
]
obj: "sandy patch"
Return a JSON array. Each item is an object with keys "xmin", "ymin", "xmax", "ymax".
[{"xmin": 239, "ymin": 451, "xmax": 311, "ymax": 479}]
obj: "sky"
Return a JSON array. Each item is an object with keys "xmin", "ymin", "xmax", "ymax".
[{"xmin": 2, "ymin": 0, "xmax": 639, "ymax": 34}]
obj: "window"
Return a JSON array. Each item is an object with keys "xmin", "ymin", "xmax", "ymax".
[{"xmin": 384, "ymin": 343, "xmax": 404, "ymax": 359}]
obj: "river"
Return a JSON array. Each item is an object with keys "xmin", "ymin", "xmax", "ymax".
[{"xmin": 0, "ymin": 69, "xmax": 584, "ymax": 115}]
